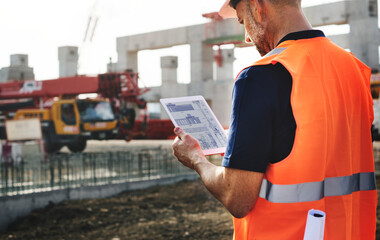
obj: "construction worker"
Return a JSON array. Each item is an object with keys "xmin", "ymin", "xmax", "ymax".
[{"xmin": 172, "ymin": 0, "xmax": 377, "ymax": 239}]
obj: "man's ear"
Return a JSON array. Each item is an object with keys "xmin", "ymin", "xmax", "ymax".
[
  {"xmin": 250, "ymin": 0, "xmax": 263, "ymax": 22},
  {"xmin": 245, "ymin": 30, "xmax": 253, "ymax": 43}
]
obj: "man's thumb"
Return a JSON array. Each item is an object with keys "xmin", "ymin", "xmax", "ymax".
[{"xmin": 174, "ymin": 127, "xmax": 186, "ymax": 139}]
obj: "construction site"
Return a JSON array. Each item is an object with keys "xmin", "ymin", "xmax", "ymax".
[{"xmin": 1, "ymin": 0, "xmax": 380, "ymax": 239}]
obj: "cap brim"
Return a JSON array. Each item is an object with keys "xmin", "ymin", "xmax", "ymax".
[{"xmin": 219, "ymin": 0, "xmax": 237, "ymax": 19}]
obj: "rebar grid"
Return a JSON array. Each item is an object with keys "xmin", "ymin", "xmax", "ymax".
[{"xmin": 0, "ymin": 147, "xmax": 195, "ymax": 197}]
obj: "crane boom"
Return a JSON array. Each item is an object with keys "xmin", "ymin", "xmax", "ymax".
[
  {"xmin": 0, "ymin": 76, "xmax": 98, "ymax": 99},
  {"xmin": 0, "ymin": 72, "xmax": 148, "ymax": 101}
]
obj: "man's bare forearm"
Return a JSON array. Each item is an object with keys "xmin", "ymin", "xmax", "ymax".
[
  {"xmin": 193, "ymin": 159, "xmax": 228, "ymax": 204},
  {"xmin": 193, "ymin": 157, "xmax": 263, "ymax": 218}
]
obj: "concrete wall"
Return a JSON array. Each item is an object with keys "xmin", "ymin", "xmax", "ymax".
[{"xmin": 0, "ymin": 174, "xmax": 198, "ymax": 232}]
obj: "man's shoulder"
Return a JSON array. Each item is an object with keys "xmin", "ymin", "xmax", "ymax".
[{"xmin": 236, "ymin": 63, "xmax": 291, "ymax": 83}]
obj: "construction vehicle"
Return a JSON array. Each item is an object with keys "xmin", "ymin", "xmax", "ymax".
[
  {"xmin": 0, "ymin": 71, "xmax": 151, "ymax": 153},
  {"xmin": 13, "ymin": 98, "xmax": 118, "ymax": 152}
]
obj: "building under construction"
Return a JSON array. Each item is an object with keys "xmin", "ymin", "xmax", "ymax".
[{"xmin": 114, "ymin": 0, "xmax": 380, "ymax": 127}]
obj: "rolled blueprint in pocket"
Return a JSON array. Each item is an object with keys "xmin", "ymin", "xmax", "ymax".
[{"xmin": 303, "ymin": 209, "xmax": 326, "ymax": 240}]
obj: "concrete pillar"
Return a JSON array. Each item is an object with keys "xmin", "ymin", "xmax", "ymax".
[
  {"xmin": 58, "ymin": 46, "xmax": 78, "ymax": 77},
  {"xmin": 215, "ymin": 49, "xmax": 235, "ymax": 81},
  {"xmin": 189, "ymin": 42, "xmax": 214, "ymax": 95},
  {"xmin": 203, "ymin": 49, "xmax": 235, "ymax": 127},
  {"xmin": 159, "ymin": 56, "xmax": 189, "ymax": 119},
  {"xmin": 107, "ymin": 62, "xmax": 118, "ymax": 73},
  {"xmin": 161, "ymin": 56, "xmax": 178, "ymax": 84},
  {"xmin": 117, "ymin": 51, "xmax": 138, "ymax": 72},
  {"xmin": 348, "ymin": 0, "xmax": 380, "ymax": 72},
  {"xmin": 107, "ymin": 57, "xmax": 118, "ymax": 73},
  {"xmin": 160, "ymin": 56, "xmax": 177, "ymax": 119},
  {"xmin": 160, "ymin": 56, "xmax": 179, "ymax": 117},
  {"xmin": 10, "ymin": 54, "xmax": 28, "ymax": 67},
  {"xmin": 0, "ymin": 54, "xmax": 35, "ymax": 82},
  {"xmin": 213, "ymin": 82, "xmax": 234, "ymax": 127}
]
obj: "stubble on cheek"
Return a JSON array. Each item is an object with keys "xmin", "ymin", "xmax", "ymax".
[{"xmin": 246, "ymin": 10, "xmax": 271, "ymax": 56}]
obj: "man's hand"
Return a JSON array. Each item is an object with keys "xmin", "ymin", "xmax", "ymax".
[{"xmin": 172, "ymin": 127, "xmax": 206, "ymax": 170}]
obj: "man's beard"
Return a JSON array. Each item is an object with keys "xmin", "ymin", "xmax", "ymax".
[{"xmin": 246, "ymin": 8, "xmax": 271, "ymax": 56}]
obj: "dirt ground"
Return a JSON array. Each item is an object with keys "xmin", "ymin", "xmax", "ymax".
[{"xmin": 0, "ymin": 180, "xmax": 234, "ymax": 240}]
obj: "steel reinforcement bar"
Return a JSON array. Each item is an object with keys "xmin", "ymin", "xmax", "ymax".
[{"xmin": 0, "ymin": 147, "xmax": 195, "ymax": 197}]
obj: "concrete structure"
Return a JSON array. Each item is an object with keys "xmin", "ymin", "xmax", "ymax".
[
  {"xmin": 302, "ymin": 0, "xmax": 380, "ymax": 71},
  {"xmin": 116, "ymin": 18, "xmax": 242, "ymax": 126},
  {"xmin": 0, "ymin": 54, "xmax": 35, "ymax": 82},
  {"xmin": 58, "ymin": 46, "xmax": 79, "ymax": 77},
  {"xmin": 115, "ymin": 0, "xmax": 380, "ymax": 126}
]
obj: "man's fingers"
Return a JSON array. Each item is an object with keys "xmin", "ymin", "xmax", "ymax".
[
  {"xmin": 172, "ymin": 136, "xmax": 181, "ymax": 147},
  {"xmin": 174, "ymin": 127, "xmax": 187, "ymax": 140}
]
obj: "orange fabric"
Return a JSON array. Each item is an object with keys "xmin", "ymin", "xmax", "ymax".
[{"xmin": 233, "ymin": 37, "xmax": 377, "ymax": 240}]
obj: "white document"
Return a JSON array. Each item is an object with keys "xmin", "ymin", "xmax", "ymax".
[{"xmin": 160, "ymin": 96, "xmax": 228, "ymax": 155}]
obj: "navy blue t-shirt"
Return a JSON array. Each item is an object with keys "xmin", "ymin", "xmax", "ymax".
[{"xmin": 222, "ymin": 30, "xmax": 325, "ymax": 173}]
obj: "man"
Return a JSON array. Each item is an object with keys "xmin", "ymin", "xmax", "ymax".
[{"xmin": 172, "ymin": 0, "xmax": 377, "ymax": 239}]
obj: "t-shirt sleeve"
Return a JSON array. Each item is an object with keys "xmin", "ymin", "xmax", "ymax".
[{"xmin": 222, "ymin": 64, "xmax": 292, "ymax": 173}]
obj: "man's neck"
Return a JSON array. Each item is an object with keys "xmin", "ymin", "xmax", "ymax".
[{"xmin": 271, "ymin": 7, "xmax": 313, "ymax": 47}]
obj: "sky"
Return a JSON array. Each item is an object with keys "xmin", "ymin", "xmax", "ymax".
[{"xmin": 0, "ymin": 0, "xmax": 350, "ymax": 87}]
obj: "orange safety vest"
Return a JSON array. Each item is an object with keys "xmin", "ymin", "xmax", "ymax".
[{"xmin": 233, "ymin": 37, "xmax": 377, "ymax": 240}]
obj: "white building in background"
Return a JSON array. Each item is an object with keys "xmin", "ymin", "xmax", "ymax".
[{"xmin": 0, "ymin": 54, "xmax": 35, "ymax": 82}]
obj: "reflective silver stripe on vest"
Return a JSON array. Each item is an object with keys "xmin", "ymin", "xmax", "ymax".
[
  {"xmin": 259, "ymin": 172, "xmax": 376, "ymax": 203},
  {"xmin": 263, "ymin": 47, "xmax": 287, "ymax": 58}
]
